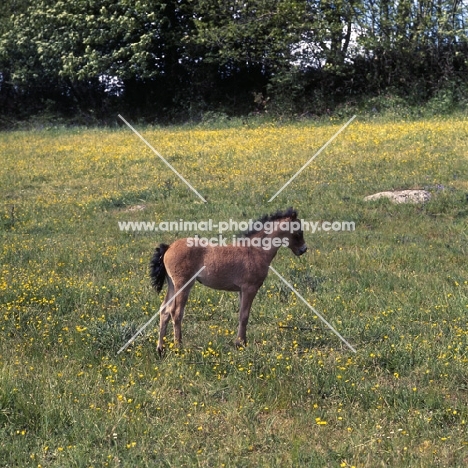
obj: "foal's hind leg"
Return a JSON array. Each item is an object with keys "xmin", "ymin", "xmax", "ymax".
[
  {"xmin": 170, "ymin": 284, "xmax": 193, "ymax": 348},
  {"xmin": 157, "ymin": 276, "xmax": 174, "ymax": 356}
]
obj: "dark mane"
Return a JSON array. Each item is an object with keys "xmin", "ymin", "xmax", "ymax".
[{"xmin": 242, "ymin": 207, "xmax": 297, "ymax": 238}]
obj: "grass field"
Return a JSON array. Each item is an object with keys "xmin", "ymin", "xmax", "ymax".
[{"xmin": 0, "ymin": 116, "xmax": 467, "ymax": 467}]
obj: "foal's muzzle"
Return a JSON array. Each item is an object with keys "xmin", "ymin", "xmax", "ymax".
[{"xmin": 298, "ymin": 245, "xmax": 308, "ymax": 256}]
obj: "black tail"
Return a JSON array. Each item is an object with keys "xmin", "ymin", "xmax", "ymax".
[{"xmin": 150, "ymin": 243, "xmax": 170, "ymax": 293}]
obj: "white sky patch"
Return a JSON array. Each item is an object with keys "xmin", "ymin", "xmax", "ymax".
[
  {"xmin": 99, "ymin": 74, "xmax": 124, "ymax": 96},
  {"xmin": 291, "ymin": 23, "xmax": 364, "ymax": 69}
]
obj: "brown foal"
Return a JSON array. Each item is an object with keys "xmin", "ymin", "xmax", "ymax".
[{"xmin": 150, "ymin": 208, "xmax": 307, "ymax": 354}]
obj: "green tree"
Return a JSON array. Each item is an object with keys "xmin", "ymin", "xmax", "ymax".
[
  {"xmin": 0, "ymin": 0, "xmax": 31, "ymax": 113},
  {"xmin": 194, "ymin": 0, "xmax": 305, "ymax": 69},
  {"xmin": 0, "ymin": 0, "xmax": 198, "ymax": 114},
  {"xmin": 356, "ymin": 0, "xmax": 468, "ymax": 95},
  {"xmin": 1, "ymin": 0, "xmax": 467, "ymax": 120}
]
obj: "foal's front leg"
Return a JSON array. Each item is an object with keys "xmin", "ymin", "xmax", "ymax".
[{"xmin": 235, "ymin": 287, "xmax": 258, "ymax": 347}]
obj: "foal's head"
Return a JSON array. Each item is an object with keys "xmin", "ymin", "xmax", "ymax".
[
  {"xmin": 279, "ymin": 208, "xmax": 308, "ymax": 256},
  {"xmin": 244, "ymin": 208, "xmax": 308, "ymax": 256}
]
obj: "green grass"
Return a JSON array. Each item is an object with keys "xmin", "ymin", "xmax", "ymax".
[{"xmin": 0, "ymin": 117, "xmax": 467, "ymax": 467}]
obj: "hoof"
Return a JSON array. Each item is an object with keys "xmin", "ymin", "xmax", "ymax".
[
  {"xmin": 234, "ymin": 339, "xmax": 246, "ymax": 349},
  {"xmin": 157, "ymin": 346, "xmax": 165, "ymax": 357}
]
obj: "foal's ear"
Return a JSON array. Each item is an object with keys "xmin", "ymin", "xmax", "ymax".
[{"xmin": 290, "ymin": 209, "xmax": 298, "ymax": 220}]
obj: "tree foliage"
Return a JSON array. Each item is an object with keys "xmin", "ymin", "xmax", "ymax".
[{"xmin": 0, "ymin": 0, "xmax": 467, "ymax": 121}]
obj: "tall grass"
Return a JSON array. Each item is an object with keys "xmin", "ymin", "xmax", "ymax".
[{"xmin": 0, "ymin": 117, "xmax": 467, "ymax": 467}]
